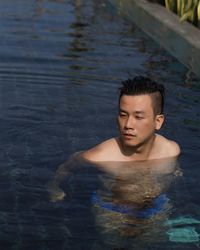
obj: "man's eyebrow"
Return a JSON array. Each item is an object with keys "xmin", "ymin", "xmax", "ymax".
[
  {"xmin": 135, "ymin": 111, "xmax": 145, "ymax": 114},
  {"xmin": 119, "ymin": 109, "xmax": 129, "ymax": 114},
  {"xmin": 119, "ymin": 109, "xmax": 127, "ymax": 112},
  {"xmin": 119, "ymin": 109, "xmax": 146, "ymax": 114}
]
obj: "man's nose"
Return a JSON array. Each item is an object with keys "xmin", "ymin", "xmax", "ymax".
[{"xmin": 124, "ymin": 116, "xmax": 135, "ymax": 129}]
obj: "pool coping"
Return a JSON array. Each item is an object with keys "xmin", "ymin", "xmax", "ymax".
[{"xmin": 108, "ymin": 0, "xmax": 200, "ymax": 77}]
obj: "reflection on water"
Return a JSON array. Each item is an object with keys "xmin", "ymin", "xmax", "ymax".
[{"xmin": 0, "ymin": 0, "xmax": 200, "ymax": 249}]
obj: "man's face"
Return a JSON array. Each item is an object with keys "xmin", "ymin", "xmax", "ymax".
[{"xmin": 118, "ymin": 94, "xmax": 164, "ymax": 148}]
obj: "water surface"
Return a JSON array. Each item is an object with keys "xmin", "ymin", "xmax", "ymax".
[{"xmin": 0, "ymin": 0, "xmax": 200, "ymax": 249}]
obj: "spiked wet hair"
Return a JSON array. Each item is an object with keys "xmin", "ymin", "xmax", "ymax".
[{"xmin": 119, "ymin": 76, "xmax": 165, "ymax": 115}]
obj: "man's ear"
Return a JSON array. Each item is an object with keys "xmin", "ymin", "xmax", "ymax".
[{"xmin": 155, "ymin": 114, "xmax": 164, "ymax": 130}]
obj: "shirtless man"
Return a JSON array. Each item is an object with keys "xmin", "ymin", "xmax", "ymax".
[
  {"xmin": 49, "ymin": 76, "xmax": 181, "ymax": 202},
  {"xmin": 80, "ymin": 76, "xmax": 181, "ymax": 241},
  {"xmin": 82, "ymin": 76, "xmax": 180, "ymax": 162}
]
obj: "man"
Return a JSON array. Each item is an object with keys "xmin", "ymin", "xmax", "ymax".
[
  {"xmin": 78, "ymin": 76, "xmax": 181, "ymax": 242},
  {"xmin": 82, "ymin": 76, "xmax": 180, "ymax": 162},
  {"xmin": 49, "ymin": 76, "xmax": 182, "ymax": 244},
  {"xmin": 49, "ymin": 76, "xmax": 181, "ymax": 202}
]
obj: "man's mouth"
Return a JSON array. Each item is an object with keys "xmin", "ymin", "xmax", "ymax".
[{"xmin": 123, "ymin": 133, "xmax": 136, "ymax": 138}]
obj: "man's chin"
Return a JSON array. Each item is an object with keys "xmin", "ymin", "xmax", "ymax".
[{"xmin": 122, "ymin": 139, "xmax": 139, "ymax": 148}]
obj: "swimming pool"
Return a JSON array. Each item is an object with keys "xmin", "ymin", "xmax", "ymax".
[{"xmin": 0, "ymin": 0, "xmax": 199, "ymax": 249}]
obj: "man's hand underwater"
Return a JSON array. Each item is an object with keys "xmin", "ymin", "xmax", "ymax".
[{"xmin": 48, "ymin": 184, "xmax": 66, "ymax": 202}]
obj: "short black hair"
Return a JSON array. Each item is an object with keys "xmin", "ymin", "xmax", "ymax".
[{"xmin": 119, "ymin": 76, "xmax": 165, "ymax": 115}]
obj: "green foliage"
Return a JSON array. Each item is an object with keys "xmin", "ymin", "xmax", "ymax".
[{"xmin": 165, "ymin": 0, "xmax": 200, "ymax": 27}]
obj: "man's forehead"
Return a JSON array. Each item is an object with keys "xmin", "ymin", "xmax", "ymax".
[
  {"xmin": 120, "ymin": 94, "xmax": 153, "ymax": 105},
  {"xmin": 120, "ymin": 93, "xmax": 153, "ymax": 99},
  {"xmin": 119, "ymin": 95, "xmax": 154, "ymax": 113}
]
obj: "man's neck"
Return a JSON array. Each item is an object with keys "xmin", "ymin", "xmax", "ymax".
[{"xmin": 118, "ymin": 135, "xmax": 156, "ymax": 161}]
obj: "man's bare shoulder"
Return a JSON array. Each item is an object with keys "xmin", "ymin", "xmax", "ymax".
[
  {"xmin": 81, "ymin": 138, "xmax": 119, "ymax": 162},
  {"xmin": 155, "ymin": 134, "xmax": 181, "ymax": 158}
]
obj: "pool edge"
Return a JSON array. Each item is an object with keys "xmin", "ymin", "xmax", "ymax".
[{"xmin": 108, "ymin": 0, "xmax": 200, "ymax": 78}]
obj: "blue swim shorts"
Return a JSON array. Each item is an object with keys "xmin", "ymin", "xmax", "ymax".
[{"xmin": 91, "ymin": 191, "xmax": 168, "ymax": 219}]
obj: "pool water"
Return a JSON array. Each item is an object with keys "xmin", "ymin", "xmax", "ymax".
[{"xmin": 0, "ymin": 0, "xmax": 199, "ymax": 249}]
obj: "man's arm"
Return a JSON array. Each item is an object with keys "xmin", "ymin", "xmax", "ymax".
[
  {"xmin": 48, "ymin": 153, "xmax": 79, "ymax": 202},
  {"xmin": 48, "ymin": 162, "xmax": 69, "ymax": 202}
]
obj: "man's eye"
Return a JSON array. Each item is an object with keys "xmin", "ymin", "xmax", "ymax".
[
  {"xmin": 119, "ymin": 113, "xmax": 127, "ymax": 117},
  {"xmin": 136, "ymin": 116, "xmax": 144, "ymax": 120}
]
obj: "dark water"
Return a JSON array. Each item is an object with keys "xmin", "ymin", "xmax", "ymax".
[{"xmin": 0, "ymin": 0, "xmax": 200, "ymax": 249}]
